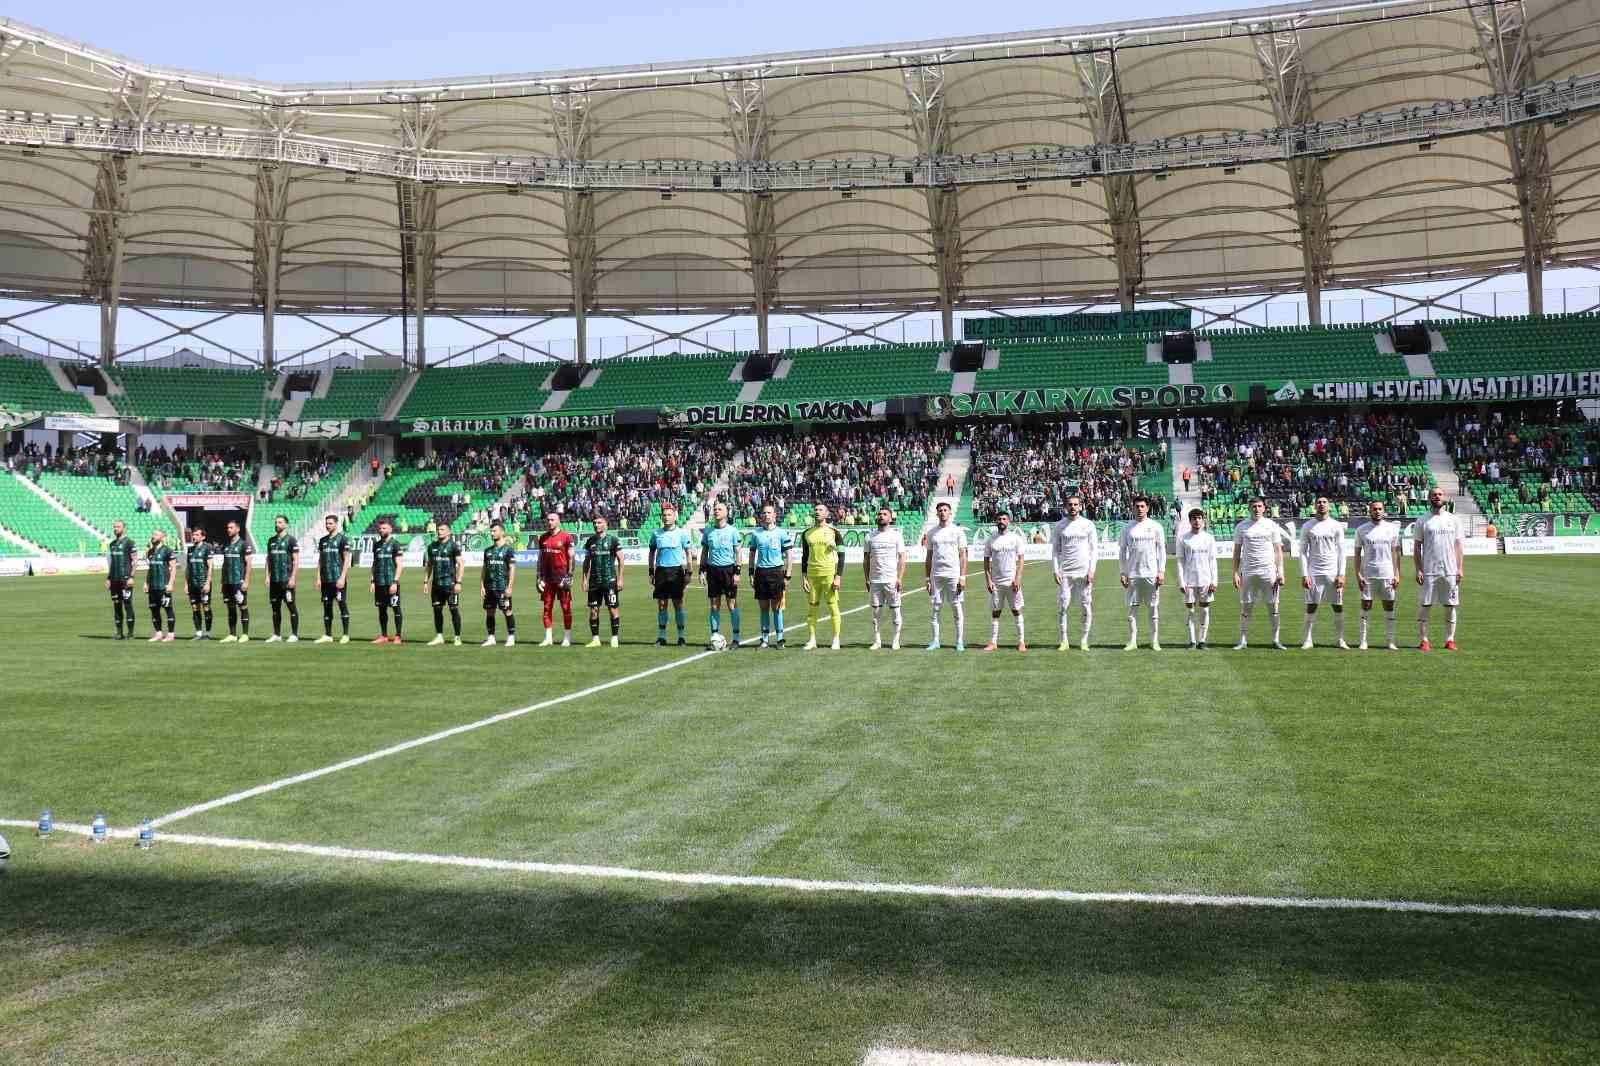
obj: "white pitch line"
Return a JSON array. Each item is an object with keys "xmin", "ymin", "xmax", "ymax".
[
  {"xmin": 147, "ymin": 572, "xmax": 963, "ymax": 828},
  {"xmin": 5, "ymin": 819, "xmax": 1595, "ymax": 922},
  {"xmin": 864, "ymin": 1049, "xmax": 1134, "ymax": 1066}
]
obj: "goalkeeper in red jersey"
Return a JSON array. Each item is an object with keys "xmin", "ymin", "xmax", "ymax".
[{"xmin": 537, "ymin": 510, "xmax": 577, "ymax": 647}]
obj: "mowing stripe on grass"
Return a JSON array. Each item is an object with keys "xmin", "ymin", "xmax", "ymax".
[
  {"xmin": 6, "ymin": 820, "xmax": 1595, "ymax": 922},
  {"xmin": 146, "ymin": 575, "xmax": 967, "ymax": 828}
]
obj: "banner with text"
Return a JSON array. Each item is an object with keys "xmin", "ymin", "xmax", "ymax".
[
  {"xmin": 402, "ymin": 411, "xmax": 617, "ymax": 437},
  {"xmin": 1262, "ymin": 371, "xmax": 1600, "ymax": 406},
  {"xmin": 231, "ymin": 418, "xmax": 357, "ymax": 441},
  {"xmin": 662, "ymin": 398, "xmax": 885, "ymax": 428},
  {"xmin": 963, "ymin": 309, "xmax": 1191, "ymax": 341},
  {"xmin": 928, "ymin": 383, "xmax": 1236, "ymax": 419}
]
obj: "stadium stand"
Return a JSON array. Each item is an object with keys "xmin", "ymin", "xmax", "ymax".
[
  {"xmin": 249, "ymin": 457, "xmax": 355, "ymax": 547},
  {"xmin": 723, "ymin": 427, "xmax": 946, "ymax": 532},
  {"xmin": 0, "ymin": 468, "xmax": 92, "ymax": 553},
  {"xmin": 977, "ymin": 336, "xmax": 1168, "ymax": 389},
  {"xmin": 345, "ymin": 445, "xmax": 532, "ymax": 540},
  {"xmin": 569, "ymin": 353, "xmax": 745, "ymax": 412},
  {"xmin": 1192, "ymin": 324, "xmax": 1402, "ymax": 385},
  {"xmin": 396, "ymin": 362, "xmax": 551, "ymax": 419},
  {"xmin": 969, "ymin": 423, "xmax": 1171, "ymax": 524},
  {"xmin": 517, "ymin": 435, "xmax": 729, "ymax": 537},
  {"xmin": 761, "ymin": 344, "xmax": 952, "ymax": 402},
  {"xmin": 1194, "ymin": 415, "xmax": 1434, "ymax": 523},
  {"xmin": 296, "ymin": 369, "xmax": 402, "ymax": 421},
  {"xmin": 107, "ymin": 366, "xmax": 280, "ymax": 421},
  {"xmin": 35, "ymin": 470, "xmax": 177, "ymax": 546},
  {"xmin": 1429, "ymin": 313, "xmax": 1600, "ymax": 376},
  {"xmin": 1440, "ymin": 413, "xmax": 1600, "ymax": 514},
  {"xmin": 0, "ymin": 355, "xmax": 94, "ymax": 413},
  {"xmin": 139, "ymin": 446, "xmax": 256, "ymax": 494}
]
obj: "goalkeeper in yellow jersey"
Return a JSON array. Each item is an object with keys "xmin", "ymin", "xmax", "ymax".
[{"xmin": 800, "ymin": 503, "xmax": 843, "ymax": 650}]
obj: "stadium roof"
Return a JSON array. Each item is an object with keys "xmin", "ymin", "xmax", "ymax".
[{"xmin": 1, "ymin": 0, "xmax": 1599, "ymax": 335}]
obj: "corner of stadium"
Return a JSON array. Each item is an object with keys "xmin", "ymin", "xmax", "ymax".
[{"xmin": 1, "ymin": 1, "xmax": 1598, "ymax": 1063}]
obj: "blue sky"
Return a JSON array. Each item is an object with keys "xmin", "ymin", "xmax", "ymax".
[{"xmin": 5, "ymin": 0, "xmax": 1229, "ymax": 82}]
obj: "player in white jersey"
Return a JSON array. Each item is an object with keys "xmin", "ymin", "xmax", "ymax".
[
  {"xmin": 1352, "ymin": 499, "xmax": 1403, "ymax": 651},
  {"xmin": 863, "ymin": 507, "xmax": 907, "ymax": 650},
  {"xmin": 1117, "ymin": 496, "xmax": 1167, "ymax": 651},
  {"xmin": 1051, "ymin": 495, "xmax": 1098, "ymax": 651},
  {"xmin": 1411, "ymin": 486, "xmax": 1465, "ymax": 651},
  {"xmin": 1297, "ymin": 495, "xmax": 1350, "ymax": 650},
  {"xmin": 1176, "ymin": 508, "xmax": 1219, "ymax": 649},
  {"xmin": 922, "ymin": 501, "xmax": 969, "ymax": 651},
  {"xmin": 1232, "ymin": 497, "xmax": 1288, "ymax": 650},
  {"xmin": 982, "ymin": 510, "xmax": 1027, "ymax": 652}
]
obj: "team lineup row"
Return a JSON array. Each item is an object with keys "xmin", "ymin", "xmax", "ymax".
[{"xmin": 94, "ymin": 487, "xmax": 1469, "ymax": 653}]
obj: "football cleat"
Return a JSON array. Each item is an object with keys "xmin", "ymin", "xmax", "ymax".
[
  {"xmin": 389, "ymin": 636, "xmax": 403, "ymax": 645},
  {"xmin": 954, "ymin": 642, "xmax": 965, "ymax": 652},
  {"xmin": 287, "ymin": 634, "xmax": 299, "ymax": 643},
  {"xmin": 315, "ymin": 635, "xmax": 334, "ymax": 644},
  {"xmin": 1337, "ymin": 641, "xmax": 1351, "ymax": 651},
  {"xmin": 164, "ymin": 632, "xmax": 175, "ymax": 642},
  {"xmin": 148, "ymin": 633, "xmax": 164, "ymax": 642},
  {"xmin": 586, "ymin": 636, "xmax": 602, "ymax": 648},
  {"xmin": 869, "ymin": 639, "xmax": 883, "ymax": 650},
  {"xmin": 677, "ymin": 637, "xmax": 687, "ymax": 647},
  {"xmin": 1016, "ymin": 642, "xmax": 1027, "ymax": 653},
  {"xmin": 1079, "ymin": 638, "xmax": 1090, "ymax": 652},
  {"xmin": 890, "ymin": 640, "xmax": 900, "ymax": 650},
  {"xmin": 1386, "ymin": 642, "xmax": 1399, "ymax": 651},
  {"xmin": 505, "ymin": 635, "xmax": 515, "ymax": 647},
  {"xmin": 192, "ymin": 632, "xmax": 204, "ymax": 640},
  {"xmin": 1419, "ymin": 639, "xmax": 1431, "ymax": 651},
  {"xmin": 803, "ymin": 639, "xmax": 818, "ymax": 650},
  {"xmin": 238, "ymin": 634, "xmax": 250, "ymax": 644},
  {"xmin": 1058, "ymin": 641, "xmax": 1071, "ymax": 652},
  {"xmin": 1300, "ymin": 639, "xmax": 1314, "ymax": 650},
  {"xmin": 983, "ymin": 641, "xmax": 999, "ymax": 652},
  {"xmin": 540, "ymin": 632, "xmax": 555, "ymax": 647},
  {"xmin": 609, "ymin": 636, "xmax": 619, "ymax": 648},
  {"xmin": 1123, "ymin": 640, "xmax": 1138, "ymax": 651},
  {"xmin": 1149, "ymin": 641, "xmax": 1160, "ymax": 652},
  {"xmin": 925, "ymin": 641, "xmax": 942, "ymax": 651},
  {"xmin": 371, "ymin": 636, "xmax": 389, "ymax": 644},
  {"xmin": 1271, "ymin": 641, "xmax": 1286, "ymax": 650},
  {"xmin": 427, "ymin": 635, "xmax": 445, "ymax": 646},
  {"xmin": 1232, "ymin": 639, "xmax": 1247, "ymax": 650},
  {"xmin": 453, "ymin": 637, "xmax": 462, "ymax": 647},
  {"xmin": 655, "ymin": 637, "xmax": 668, "ymax": 647},
  {"xmin": 1187, "ymin": 642, "xmax": 1198, "ymax": 650},
  {"xmin": 1358, "ymin": 641, "xmax": 1369, "ymax": 651},
  {"xmin": 265, "ymin": 635, "xmax": 281, "ymax": 643},
  {"xmin": 481, "ymin": 637, "xmax": 498, "ymax": 647},
  {"xmin": 338, "ymin": 635, "xmax": 349, "ymax": 644},
  {"xmin": 830, "ymin": 638, "xmax": 840, "ymax": 651},
  {"xmin": 1444, "ymin": 640, "xmax": 1457, "ymax": 651}
]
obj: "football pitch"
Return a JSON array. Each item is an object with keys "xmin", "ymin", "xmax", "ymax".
[{"xmin": 2, "ymin": 558, "xmax": 1599, "ymax": 1065}]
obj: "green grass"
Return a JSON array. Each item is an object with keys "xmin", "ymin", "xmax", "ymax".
[{"xmin": 2, "ymin": 559, "xmax": 1599, "ymax": 1064}]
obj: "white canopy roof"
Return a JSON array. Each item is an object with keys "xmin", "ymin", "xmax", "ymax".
[{"xmin": 0, "ymin": 0, "xmax": 1597, "ymax": 321}]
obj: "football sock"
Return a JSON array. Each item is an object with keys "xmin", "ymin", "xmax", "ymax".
[
  {"xmin": 1148, "ymin": 605, "xmax": 1157, "ymax": 642},
  {"xmin": 829, "ymin": 595, "xmax": 842, "ymax": 641},
  {"xmin": 1384, "ymin": 607, "xmax": 1395, "ymax": 645},
  {"xmin": 204, "ymin": 608, "xmax": 213, "ymax": 634},
  {"xmin": 1239, "ymin": 604, "xmax": 1252, "ymax": 641},
  {"xmin": 323, "ymin": 600, "xmax": 334, "ymax": 635},
  {"xmin": 1333, "ymin": 606, "xmax": 1344, "ymax": 643},
  {"xmin": 931, "ymin": 609, "xmax": 941, "ymax": 645},
  {"xmin": 432, "ymin": 606, "xmax": 445, "ymax": 634},
  {"xmin": 872, "ymin": 603, "xmax": 882, "ymax": 639},
  {"xmin": 486, "ymin": 611, "xmax": 496, "ymax": 636},
  {"xmin": 1127, "ymin": 608, "xmax": 1138, "ymax": 644},
  {"xmin": 164, "ymin": 601, "xmax": 175, "ymax": 632},
  {"xmin": 1302, "ymin": 612, "xmax": 1314, "ymax": 644},
  {"xmin": 990, "ymin": 614, "xmax": 1001, "ymax": 643},
  {"xmin": 1199, "ymin": 606, "xmax": 1210, "ymax": 642},
  {"xmin": 450, "ymin": 605, "xmax": 462, "ymax": 637},
  {"xmin": 1059, "ymin": 606, "xmax": 1069, "ymax": 642},
  {"xmin": 272, "ymin": 601, "xmax": 282, "ymax": 636},
  {"xmin": 674, "ymin": 608, "xmax": 686, "ymax": 637},
  {"xmin": 953, "ymin": 603, "xmax": 965, "ymax": 645},
  {"xmin": 892, "ymin": 605, "xmax": 902, "ymax": 642},
  {"xmin": 609, "ymin": 614, "xmax": 619, "ymax": 637},
  {"xmin": 227, "ymin": 601, "xmax": 239, "ymax": 636},
  {"xmin": 506, "ymin": 612, "xmax": 516, "ymax": 637},
  {"xmin": 709, "ymin": 609, "xmax": 721, "ymax": 636},
  {"xmin": 760, "ymin": 606, "xmax": 771, "ymax": 637},
  {"xmin": 194, "ymin": 606, "xmax": 204, "ymax": 633},
  {"xmin": 1014, "ymin": 614, "xmax": 1024, "ymax": 644},
  {"xmin": 774, "ymin": 608, "xmax": 784, "ymax": 636},
  {"xmin": 1418, "ymin": 604, "xmax": 1430, "ymax": 642},
  {"xmin": 1268, "ymin": 607, "xmax": 1279, "ymax": 644},
  {"xmin": 1360, "ymin": 608, "xmax": 1370, "ymax": 644},
  {"xmin": 730, "ymin": 606, "xmax": 740, "ymax": 640},
  {"xmin": 1186, "ymin": 608, "xmax": 1196, "ymax": 644},
  {"xmin": 1081, "ymin": 603, "xmax": 1093, "ymax": 639},
  {"xmin": 150, "ymin": 605, "xmax": 162, "ymax": 631},
  {"xmin": 657, "ymin": 607, "xmax": 668, "ymax": 640},
  {"xmin": 113, "ymin": 597, "xmax": 124, "ymax": 634},
  {"xmin": 377, "ymin": 602, "xmax": 390, "ymax": 636},
  {"xmin": 392, "ymin": 604, "xmax": 403, "ymax": 637},
  {"xmin": 590, "ymin": 614, "xmax": 601, "ymax": 637},
  {"xmin": 288, "ymin": 598, "xmax": 300, "ymax": 637},
  {"xmin": 1445, "ymin": 606, "xmax": 1457, "ymax": 642}
]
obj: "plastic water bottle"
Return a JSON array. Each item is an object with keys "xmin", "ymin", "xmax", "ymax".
[
  {"xmin": 37, "ymin": 809, "xmax": 52, "ymax": 838},
  {"xmin": 137, "ymin": 820, "xmax": 154, "ymax": 850},
  {"xmin": 91, "ymin": 813, "xmax": 108, "ymax": 844}
]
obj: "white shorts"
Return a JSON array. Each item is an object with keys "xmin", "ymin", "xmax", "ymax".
[
  {"xmin": 1303, "ymin": 575, "xmax": 1344, "ymax": 606},
  {"xmin": 1183, "ymin": 585, "xmax": 1215, "ymax": 606},
  {"xmin": 929, "ymin": 575, "xmax": 965, "ymax": 607},
  {"xmin": 1057, "ymin": 573, "xmax": 1092, "ymax": 607},
  {"xmin": 1418, "ymin": 575, "xmax": 1460, "ymax": 607},
  {"xmin": 1358, "ymin": 576, "xmax": 1398, "ymax": 603},
  {"xmin": 989, "ymin": 583, "xmax": 1024, "ymax": 613},
  {"xmin": 869, "ymin": 580, "xmax": 901, "ymax": 609},
  {"xmin": 1239, "ymin": 574, "xmax": 1281, "ymax": 606},
  {"xmin": 1124, "ymin": 577, "xmax": 1161, "ymax": 607}
]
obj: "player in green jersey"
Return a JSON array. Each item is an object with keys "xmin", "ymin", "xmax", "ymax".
[
  {"xmin": 144, "ymin": 529, "xmax": 177, "ymax": 641},
  {"xmin": 265, "ymin": 515, "xmax": 301, "ymax": 643},
  {"xmin": 314, "ymin": 514, "xmax": 352, "ymax": 643},
  {"xmin": 106, "ymin": 519, "xmax": 137, "ymax": 639},
  {"xmin": 480, "ymin": 522, "xmax": 518, "ymax": 647},
  {"xmin": 184, "ymin": 526, "xmax": 214, "ymax": 639},
  {"xmin": 581, "ymin": 514, "xmax": 625, "ymax": 647},
  {"xmin": 370, "ymin": 519, "xmax": 405, "ymax": 644},
  {"xmin": 424, "ymin": 523, "xmax": 463, "ymax": 646},
  {"xmin": 217, "ymin": 519, "xmax": 253, "ymax": 643}
]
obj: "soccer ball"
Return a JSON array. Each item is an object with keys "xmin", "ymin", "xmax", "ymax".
[
  {"xmin": 0, "ymin": 831, "xmax": 10, "ymax": 870},
  {"xmin": 709, "ymin": 633, "xmax": 728, "ymax": 651}
]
